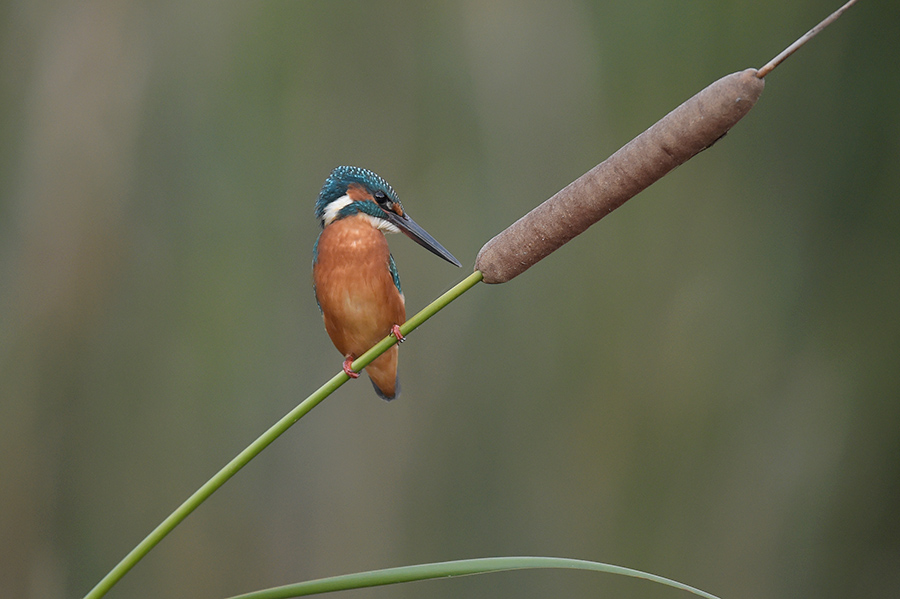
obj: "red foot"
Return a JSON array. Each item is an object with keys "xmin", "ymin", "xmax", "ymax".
[
  {"xmin": 391, "ymin": 324, "xmax": 406, "ymax": 343},
  {"xmin": 342, "ymin": 356, "xmax": 360, "ymax": 378}
]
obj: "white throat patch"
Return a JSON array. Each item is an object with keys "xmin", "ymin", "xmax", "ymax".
[{"xmin": 322, "ymin": 194, "xmax": 353, "ymax": 226}]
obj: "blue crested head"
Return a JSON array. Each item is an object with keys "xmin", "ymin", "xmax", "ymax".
[
  {"xmin": 312, "ymin": 165, "xmax": 462, "ymax": 268},
  {"xmin": 315, "ymin": 166, "xmax": 401, "ymax": 224}
]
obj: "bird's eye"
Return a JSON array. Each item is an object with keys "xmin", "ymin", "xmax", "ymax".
[{"xmin": 374, "ymin": 190, "xmax": 391, "ymax": 207}]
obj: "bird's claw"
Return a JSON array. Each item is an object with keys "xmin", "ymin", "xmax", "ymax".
[
  {"xmin": 342, "ymin": 356, "xmax": 360, "ymax": 378},
  {"xmin": 391, "ymin": 324, "xmax": 406, "ymax": 343}
]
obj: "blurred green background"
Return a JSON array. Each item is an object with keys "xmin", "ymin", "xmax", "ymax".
[{"xmin": 2, "ymin": 1, "xmax": 898, "ymax": 598}]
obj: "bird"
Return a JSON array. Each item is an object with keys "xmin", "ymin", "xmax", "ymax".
[{"xmin": 312, "ymin": 166, "xmax": 461, "ymax": 399}]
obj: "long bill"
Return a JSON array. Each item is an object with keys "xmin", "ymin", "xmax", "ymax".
[{"xmin": 384, "ymin": 210, "xmax": 462, "ymax": 267}]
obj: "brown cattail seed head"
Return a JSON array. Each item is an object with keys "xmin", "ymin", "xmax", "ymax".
[{"xmin": 475, "ymin": 68, "xmax": 765, "ymax": 283}]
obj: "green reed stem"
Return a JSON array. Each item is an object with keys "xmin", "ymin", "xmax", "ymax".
[{"xmin": 83, "ymin": 270, "xmax": 484, "ymax": 599}]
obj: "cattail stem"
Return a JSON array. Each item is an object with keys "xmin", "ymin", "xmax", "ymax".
[
  {"xmin": 82, "ymin": 270, "xmax": 485, "ymax": 599},
  {"xmin": 757, "ymin": 0, "xmax": 860, "ymax": 78}
]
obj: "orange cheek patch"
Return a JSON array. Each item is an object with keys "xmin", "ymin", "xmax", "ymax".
[{"xmin": 346, "ymin": 183, "xmax": 374, "ymax": 202}]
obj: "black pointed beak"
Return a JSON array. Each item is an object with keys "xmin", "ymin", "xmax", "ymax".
[{"xmin": 383, "ymin": 210, "xmax": 461, "ymax": 267}]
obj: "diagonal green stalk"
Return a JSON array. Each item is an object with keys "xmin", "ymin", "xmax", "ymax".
[
  {"xmin": 224, "ymin": 556, "xmax": 720, "ymax": 599},
  {"xmin": 349, "ymin": 270, "xmax": 483, "ymax": 373},
  {"xmin": 83, "ymin": 269, "xmax": 484, "ymax": 599}
]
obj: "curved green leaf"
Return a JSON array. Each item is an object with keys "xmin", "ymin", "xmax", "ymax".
[{"xmin": 226, "ymin": 556, "xmax": 719, "ymax": 599}]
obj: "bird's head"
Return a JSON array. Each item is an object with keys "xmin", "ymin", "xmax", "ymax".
[{"xmin": 315, "ymin": 166, "xmax": 461, "ymax": 267}]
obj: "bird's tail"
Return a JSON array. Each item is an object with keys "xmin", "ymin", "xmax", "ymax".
[{"xmin": 367, "ymin": 346, "xmax": 400, "ymax": 400}]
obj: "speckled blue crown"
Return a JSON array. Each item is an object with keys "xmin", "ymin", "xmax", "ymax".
[{"xmin": 314, "ymin": 166, "xmax": 400, "ymax": 222}]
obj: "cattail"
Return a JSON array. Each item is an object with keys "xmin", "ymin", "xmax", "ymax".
[
  {"xmin": 474, "ymin": 0, "xmax": 859, "ymax": 284},
  {"xmin": 475, "ymin": 68, "xmax": 764, "ymax": 284}
]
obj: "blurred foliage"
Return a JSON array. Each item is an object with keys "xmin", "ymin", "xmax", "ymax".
[{"xmin": 1, "ymin": 1, "xmax": 898, "ymax": 598}]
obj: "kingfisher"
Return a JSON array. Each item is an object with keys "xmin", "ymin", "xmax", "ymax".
[{"xmin": 312, "ymin": 166, "xmax": 461, "ymax": 399}]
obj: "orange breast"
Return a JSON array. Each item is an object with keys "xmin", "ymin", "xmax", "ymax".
[{"xmin": 314, "ymin": 214, "xmax": 405, "ymax": 397}]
